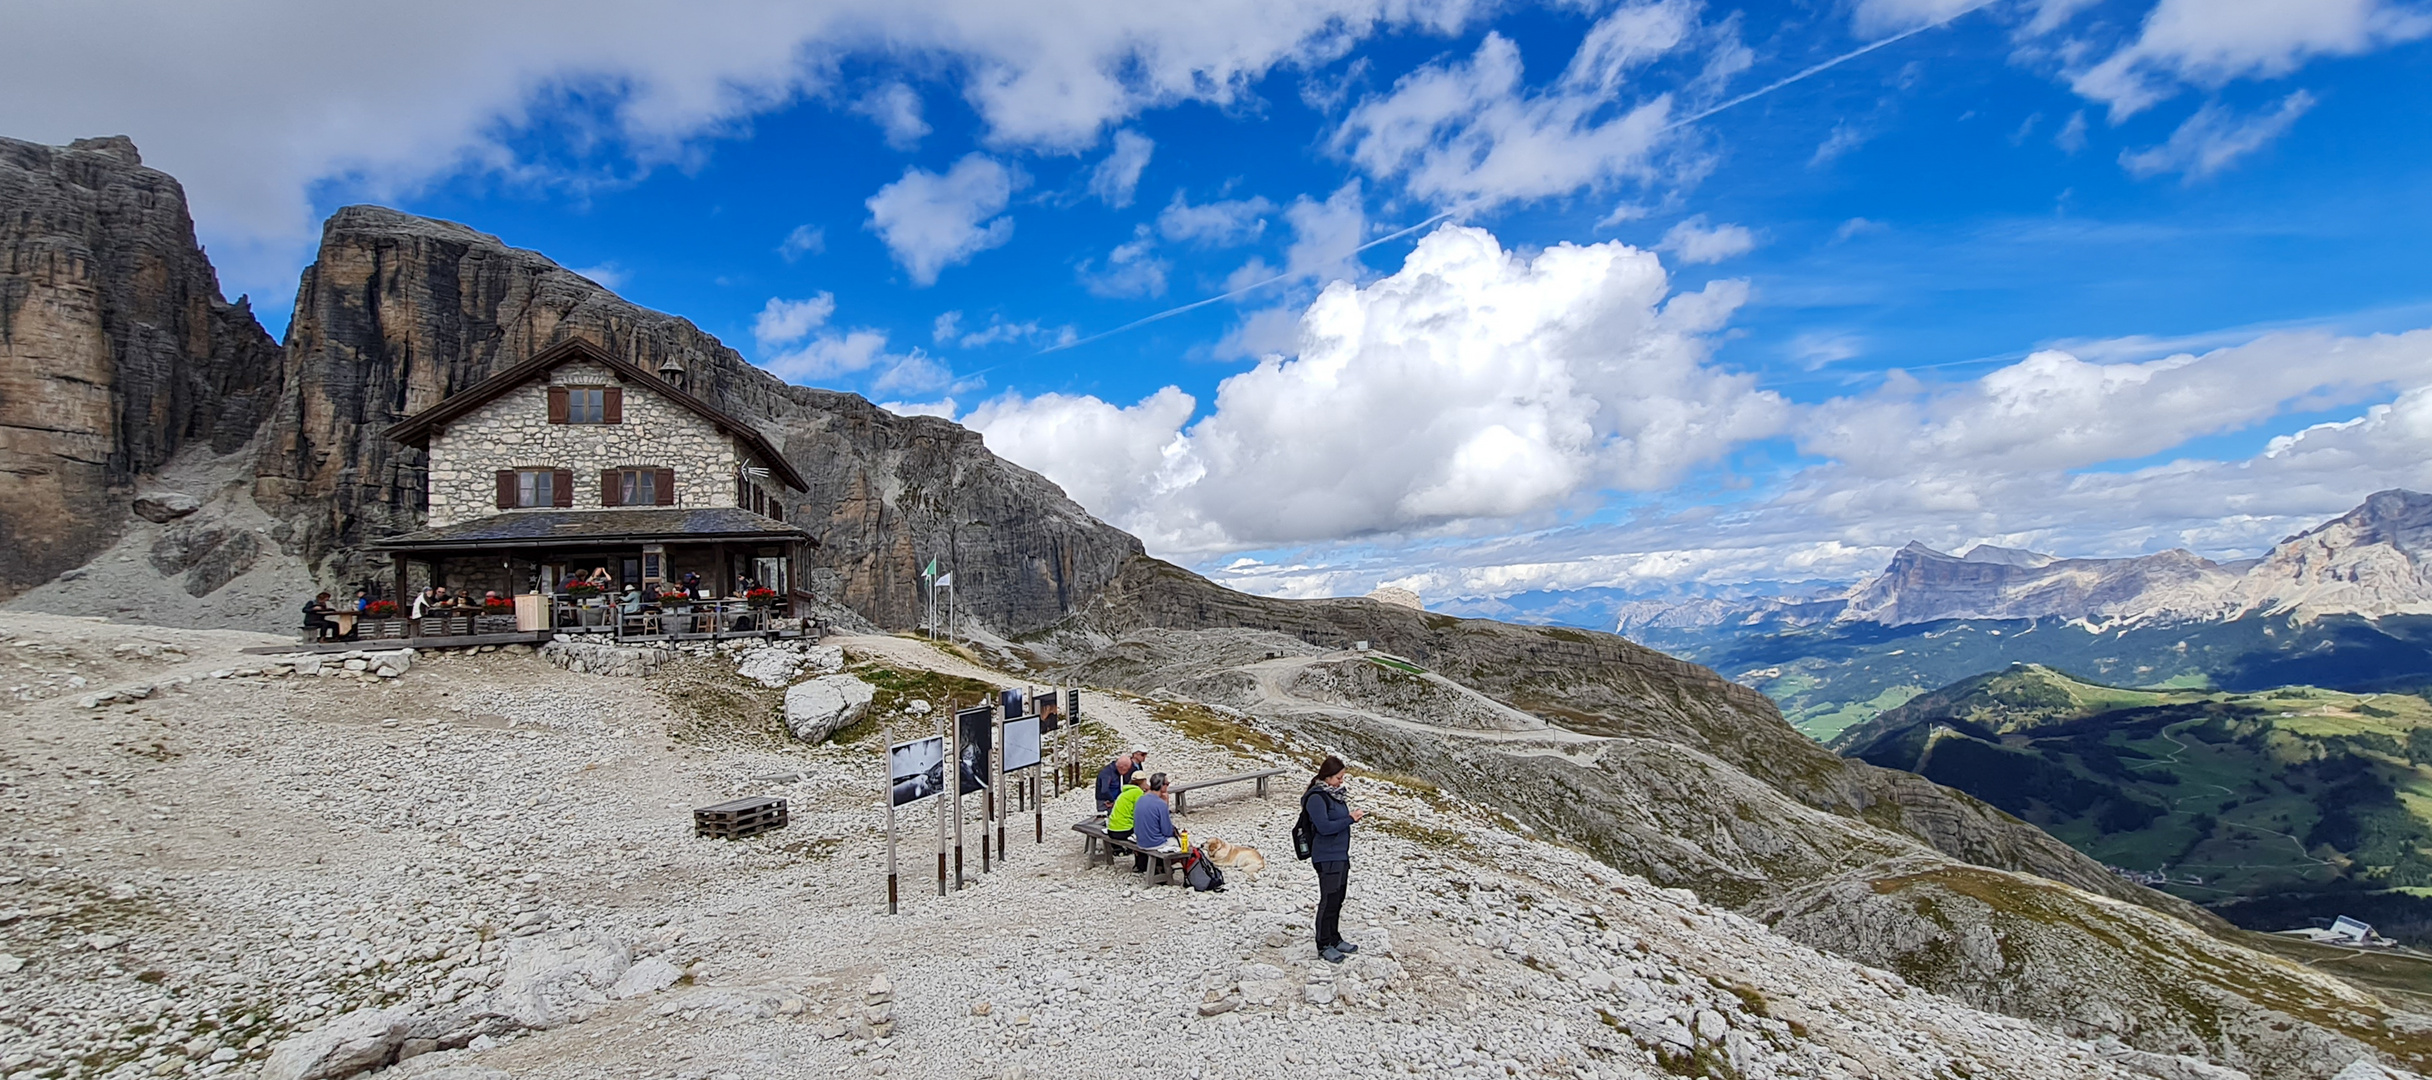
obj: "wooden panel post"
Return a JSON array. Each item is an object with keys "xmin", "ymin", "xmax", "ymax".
[{"xmin": 884, "ymin": 725, "xmax": 898, "ymax": 915}]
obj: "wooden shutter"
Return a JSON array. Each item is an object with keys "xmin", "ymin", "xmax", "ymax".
[
  {"xmin": 546, "ymin": 386, "xmax": 569, "ymax": 424},
  {"xmin": 551, "ymin": 468, "xmax": 573, "ymax": 507},
  {"xmin": 601, "ymin": 469, "xmax": 621, "ymax": 507},
  {"xmin": 654, "ymin": 468, "xmax": 675, "ymax": 505},
  {"xmin": 602, "ymin": 386, "xmax": 623, "ymax": 424},
  {"xmin": 496, "ymin": 470, "xmax": 516, "ymax": 509}
]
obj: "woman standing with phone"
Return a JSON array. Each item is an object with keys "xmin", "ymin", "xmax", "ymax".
[{"xmin": 1302, "ymin": 755, "xmax": 1363, "ymax": 963}]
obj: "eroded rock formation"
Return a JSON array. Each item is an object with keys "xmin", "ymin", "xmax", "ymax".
[{"xmin": 0, "ymin": 135, "xmax": 282, "ymax": 597}]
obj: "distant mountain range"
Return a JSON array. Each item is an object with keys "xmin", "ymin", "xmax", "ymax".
[
  {"xmin": 1601, "ymin": 491, "xmax": 2432, "ymax": 740},
  {"xmin": 1622, "ymin": 489, "xmax": 2432, "ymax": 636}
]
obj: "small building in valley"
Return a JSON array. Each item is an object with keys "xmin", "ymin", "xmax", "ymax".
[{"xmin": 373, "ymin": 338, "xmax": 812, "ymax": 630}]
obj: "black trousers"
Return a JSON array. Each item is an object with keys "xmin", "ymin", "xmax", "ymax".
[
  {"xmin": 1109, "ymin": 828, "xmax": 1135, "ymax": 870},
  {"xmin": 1315, "ymin": 861, "xmax": 1349, "ymax": 948}
]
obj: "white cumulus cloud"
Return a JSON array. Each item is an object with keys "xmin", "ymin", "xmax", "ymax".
[
  {"xmin": 1157, "ymin": 191, "xmax": 1274, "ymax": 246},
  {"xmin": 753, "ymin": 293, "xmax": 958, "ymax": 393},
  {"xmin": 2070, "ymin": 0, "xmax": 2430, "ymax": 118},
  {"xmin": 1657, "ymin": 215, "xmax": 1757, "ymax": 264},
  {"xmin": 2119, "ymin": 91, "xmax": 2316, "ymax": 180},
  {"xmin": 1087, "ymin": 130, "xmax": 1156, "ymax": 207},
  {"xmin": 967, "ymin": 223, "xmax": 1785, "ymax": 551},
  {"xmin": 852, "ymin": 82, "xmax": 932, "ymax": 149},
  {"xmin": 864, "ymin": 154, "xmax": 1020, "ymax": 285}
]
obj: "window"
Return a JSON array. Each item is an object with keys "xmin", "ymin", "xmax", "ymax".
[
  {"xmin": 618, "ymin": 468, "xmax": 656, "ymax": 506},
  {"xmin": 515, "ymin": 469, "xmax": 555, "ymax": 507},
  {"xmin": 604, "ymin": 466, "xmax": 671, "ymax": 507},
  {"xmin": 546, "ymin": 385, "xmax": 619, "ymax": 424}
]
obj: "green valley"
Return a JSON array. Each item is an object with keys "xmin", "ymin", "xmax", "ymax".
[{"xmin": 1832, "ymin": 663, "xmax": 2432, "ymax": 936}]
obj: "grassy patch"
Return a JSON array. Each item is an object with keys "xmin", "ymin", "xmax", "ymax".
[
  {"xmin": 1371, "ymin": 815, "xmax": 1470, "ymax": 851},
  {"xmin": 840, "ymin": 664, "xmax": 1002, "ymax": 745},
  {"xmin": 1367, "ymin": 655, "xmax": 1428, "ymax": 676},
  {"xmin": 1149, "ymin": 699, "xmax": 1298, "ymax": 759}
]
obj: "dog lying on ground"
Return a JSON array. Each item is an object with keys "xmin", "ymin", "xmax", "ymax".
[{"xmin": 1197, "ymin": 837, "xmax": 1265, "ymax": 881}]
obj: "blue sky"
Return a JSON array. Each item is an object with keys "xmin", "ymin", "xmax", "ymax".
[{"xmin": 12, "ymin": 0, "xmax": 2432, "ymax": 613}]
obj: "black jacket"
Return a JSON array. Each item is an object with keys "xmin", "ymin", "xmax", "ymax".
[{"xmin": 1303, "ymin": 782, "xmax": 1353, "ymax": 863}]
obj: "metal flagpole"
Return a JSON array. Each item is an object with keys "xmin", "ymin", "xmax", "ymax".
[{"xmin": 887, "ymin": 727, "xmax": 902, "ymax": 911}]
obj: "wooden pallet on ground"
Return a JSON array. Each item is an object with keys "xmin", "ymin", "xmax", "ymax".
[{"xmin": 695, "ymin": 796, "xmax": 788, "ymax": 840}]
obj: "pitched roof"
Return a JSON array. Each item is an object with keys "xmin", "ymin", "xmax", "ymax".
[
  {"xmin": 382, "ymin": 338, "xmax": 809, "ymax": 490},
  {"xmin": 371, "ymin": 507, "xmax": 809, "ymax": 551}
]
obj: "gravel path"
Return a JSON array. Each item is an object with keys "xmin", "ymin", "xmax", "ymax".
[{"xmin": 0, "ymin": 614, "xmax": 2172, "ymax": 1080}]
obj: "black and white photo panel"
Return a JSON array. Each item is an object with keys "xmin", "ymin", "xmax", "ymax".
[
  {"xmin": 889, "ymin": 736, "xmax": 946, "ymax": 807},
  {"xmin": 956, "ymin": 706, "xmax": 993, "ymax": 795}
]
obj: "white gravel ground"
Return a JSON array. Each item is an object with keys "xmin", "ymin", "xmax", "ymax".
[{"xmin": 0, "ymin": 614, "xmax": 2202, "ymax": 1080}]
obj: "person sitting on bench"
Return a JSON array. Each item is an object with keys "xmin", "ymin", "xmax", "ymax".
[
  {"xmin": 1131, "ymin": 773, "xmax": 1178, "ymax": 873},
  {"xmin": 1106, "ymin": 773, "xmax": 1147, "ymax": 855},
  {"xmin": 1096, "ymin": 748, "xmax": 1146, "ymax": 812}
]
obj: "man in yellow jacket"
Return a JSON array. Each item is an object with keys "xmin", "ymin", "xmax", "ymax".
[{"xmin": 1106, "ymin": 775, "xmax": 1147, "ymax": 859}]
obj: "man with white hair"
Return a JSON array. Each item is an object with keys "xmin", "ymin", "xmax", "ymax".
[{"xmin": 1095, "ymin": 748, "xmax": 1148, "ymax": 812}]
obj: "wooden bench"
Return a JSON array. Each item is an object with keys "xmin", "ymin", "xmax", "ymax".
[
  {"xmin": 1170, "ymin": 768, "xmax": 1292, "ymax": 814},
  {"xmin": 1070, "ymin": 819, "xmax": 1183, "ymax": 885}
]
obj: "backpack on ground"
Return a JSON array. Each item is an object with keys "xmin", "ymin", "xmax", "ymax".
[
  {"xmin": 1184, "ymin": 851, "xmax": 1226, "ymax": 892},
  {"xmin": 1291, "ymin": 796, "xmax": 1315, "ymax": 861}
]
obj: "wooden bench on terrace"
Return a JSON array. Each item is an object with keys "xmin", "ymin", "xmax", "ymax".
[
  {"xmin": 1070, "ymin": 819, "xmax": 1183, "ymax": 885},
  {"xmin": 1170, "ymin": 768, "xmax": 1292, "ymax": 814}
]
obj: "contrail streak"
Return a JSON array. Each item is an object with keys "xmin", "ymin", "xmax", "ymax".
[
  {"xmin": 1036, "ymin": 2, "xmax": 1996, "ymax": 357},
  {"xmin": 1034, "ymin": 210, "xmax": 1455, "ymax": 356},
  {"xmin": 1664, "ymin": 0, "xmax": 2001, "ymax": 132}
]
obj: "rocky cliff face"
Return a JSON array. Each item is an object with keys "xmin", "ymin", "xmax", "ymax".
[
  {"xmin": 1839, "ymin": 542, "xmax": 2243, "ymax": 626},
  {"xmin": 2228, "ymin": 489, "xmax": 2432, "ymax": 619},
  {"xmin": 255, "ymin": 205, "xmax": 1140, "ymax": 632},
  {"xmin": 0, "ymin": 136, "xmax": 282, "ymax": 598}
]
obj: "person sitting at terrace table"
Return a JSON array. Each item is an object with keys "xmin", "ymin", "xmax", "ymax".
[
  {"xmin": 681, "ymin": 571, "xmax": 703, "ymax": 598},
  {"xmin": 410, "ymin": 587, "xmax": 435, "ymax": 620},
  {"xmin": 620, "ymin": 584, "xmax": 645, "ymax": 616},
  {"xmin": 586, "ymin": 566, "xmax": 613, "ymax": 589},
  {"xmin": 301, "ymin": 592, "xmax": 336, "ymax": 641},
  {"xmin": 350, "ymin": 588, "xmax": 371, "ymax": 612}
]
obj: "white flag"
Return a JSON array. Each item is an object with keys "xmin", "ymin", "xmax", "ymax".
[{"xmin": 935, "ymin": 572, "xmax": 954, "ymax": 589}]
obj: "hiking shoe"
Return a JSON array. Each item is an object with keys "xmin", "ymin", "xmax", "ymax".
[
  {"xmin": 1319, "ymin": 946, "xmax": 1346, "ymax": 964},
  {"xmin": 1336, "ymin": 942, "xmax": 1359, "ymax": 954}
]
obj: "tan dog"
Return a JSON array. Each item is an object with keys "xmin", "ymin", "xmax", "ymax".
[{"xmin": 1198, "ymin": 837, "xmax": 1265, "ymax": 881}]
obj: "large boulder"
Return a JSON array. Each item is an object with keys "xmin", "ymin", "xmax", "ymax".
[
  {"xmin": 484, "ymin": 930, "xmax": 631, "ymax": 1030},
  {"xmin": 259, "ymin": 1006, "xmax": 413, "ymax": 1080},
  {"xmin": 784, "ymin": 674, "xmax": 874, "ymax": 743},
  {"xmin": 131, "ymin": 492, "xmax": 202, "ymax": 523}
]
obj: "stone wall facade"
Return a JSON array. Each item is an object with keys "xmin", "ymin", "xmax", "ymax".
[{"xmin": 425, "ymin": 361, "xmax": 745, "ymax": 527}]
